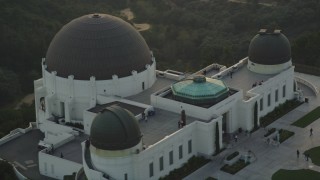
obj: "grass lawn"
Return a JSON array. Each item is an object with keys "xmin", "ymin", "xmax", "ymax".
[
  {"xmin": 279, "ymin": 129, "xmax": 294, "ymax": 143},
  {"xmin": 272, "ymin": 169, "xmax": 320, "ymax": 180},
  {"xmin": 292, "ymin": 106, "xmax": 320, "ymax": 128},
  {"xmin": 305, "ymin": 146, "xmax": 320, "ymax": 166}
]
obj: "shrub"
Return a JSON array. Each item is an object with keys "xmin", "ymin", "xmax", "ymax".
[
  {"xmin": 221, "ymin": 159, "xmax": 249, "ymax": 175},
  {"xmin": 226, "ymin": 151, "xmax": 239, "ymax": 161},
  {"xmin": 159, "ymin": 156, "xmax": 210, "ymax": 180},
  {"xmin": 264, "ymin": 128, "xmax": 276, "ymax": 137}
]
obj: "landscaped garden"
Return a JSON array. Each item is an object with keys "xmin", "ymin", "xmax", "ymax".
[
  {"xmin": 278, "ymin": 129, "xmax": 294, "ymax": 143},
  {"xmin": 272, "ymin": 169, "xmax": 320, "ymax": 180},
  {"xmin": 304, "ymin": 146, "xmax": 320, "ymax": 166},
  {"xmin": 159, "ymin": 156, "xmax": 210, "ymax": 180},
  {"xmin": 220, "ymin": 159, "xmax": 249, "ymax": 175},
  {"xmin": 260, "ymin": 100, "xmax": 302, "ymax": 127},
  {"xmin": 292, "ymin": 106, "xmax": 320, "ymax": 128}
]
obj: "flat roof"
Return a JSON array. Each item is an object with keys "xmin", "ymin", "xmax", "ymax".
[
  {"xmin": 51, "ymin": 133, "xmax": 88, "ymax": 164},
  {"xmin": 88, "ymin": 101, "xmax": 145, "ymax": 115},
  {"xmin": 220, "ymin": 65, "xmax": 274, "ymax": 92},
  {"xmin": 126, "ymin": 76, "xmax": 176, "ymax": 104},
  {"xmin": 139, "ymin": 108, "xmax": 198, "ymax": 146},
  {"xmin": 0, "ymin": 130, "xmax": 54, "ymax": 180}
]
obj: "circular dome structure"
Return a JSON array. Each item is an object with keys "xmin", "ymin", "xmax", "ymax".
[
  {"xmin": 247, "ymin": 29, "xmax": 292, "ymax": 74},
  {"xmin": 45, "ymin": 13, "xmax": 152, "ymax": 80},
  {"xmin": 248, "ymin": 29, "xmax": 291, "ymax": 65},
  {"xmin": 171, "ymin": 76, "xmax": 229, "ymax": 105},
  {"xmin": 90, "ymin": 106, "xmax": 142, "ymax": 150}
]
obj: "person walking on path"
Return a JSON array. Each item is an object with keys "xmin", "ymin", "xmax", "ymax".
[
  {"xmin": 310, "ymin": 128, "xmax": 313, "ymax": 137},
  {"xmin": 297, "ymin": 150, "xmax": 300, "ymax": 158}
]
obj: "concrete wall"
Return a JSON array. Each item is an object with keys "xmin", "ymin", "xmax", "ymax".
[
  {"xmin": 85, "ymin": 117, "xmax": 222, "ymax": 180},
  {"xmin": 250, "ymin": 66, "xmax": 295, "ymax": 118},
  {"xmin": 35, "ymin": 58, "xmax": 156, "ymax": 124},
  {"xmin": 247, "ymin": 59, "xmax": 292, "ymax": 75},
  {"xmin": 39, "ymin": 150, "xmax": 82, "ymax": 180}
]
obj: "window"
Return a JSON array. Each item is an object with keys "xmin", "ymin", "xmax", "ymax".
[
  {"xmin": 159, "ymin": 157, "xmax": 164, "ymax": 171},
  {"xmin": 142, "ymin": 82, "xmax": 145, "ymax": 90},
  {"xmin": 268, "ymin": 94, "xmax": 271, "ymax": 107},
  {"xmin": 179, "ymin": 145, "xmax": 183, "ymax": 159},
  {"xmin": 275, "ymin": 89, "xmax": 278, "ymax": 102},
  {"xmin": 51, "ymin": 164, "xmax": 54, "ymax": 174},
  {"xmin": 260, "ymin": 98, "xmax": 263, "ymax": 111},
  {"xmin": 149, "ymin": 162, "xmax": 154, "ymax": 177},
  {"xmin": 124, "ymin": 173, "xmax": 128, "ymax": 180},
  {"xmin": 283, "ymin": 85, "xmax": 286, "ymax": 97},
  {"xmin": 169, "ymin": 151, "xmax": 173, "ymax": 165},
  {"xmin": 188, "ymin": 140, "xmax": 192, "ymax": 154}
]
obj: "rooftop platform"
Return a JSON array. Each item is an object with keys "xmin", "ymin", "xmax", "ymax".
[
  {"xmin": 51, "ymin": 133, "xmax": 89, "ymax": 164},
  {"xmin": 205, "ymin": 65, "xmax": 275, "ymax": 96},
  {"xmin": 0, "ymin": 130, "xmax": 54, "ymax": 180},
  {"xmin": 126, "ymin": 76, "xmax": 176, "ymax": 104},
  {"xmin": 139, "ymin": 108, "xmax": 199, "ymax": 146}
]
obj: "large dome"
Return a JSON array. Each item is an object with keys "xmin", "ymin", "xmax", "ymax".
[
  {"xmin": 90, "ymin": 106, "xmax": 142, "ymax": 151},
  {"xmin": 248, "ymin": 29, "xmax": 291, "ymax": 65},
  {"xmin": 45, "ymin": 13, "xmax": 152, "ymax": 80}
]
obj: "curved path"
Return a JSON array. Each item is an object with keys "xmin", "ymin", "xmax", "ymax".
[{"xmin": 120, "ymin": 8, "xmax": 151, "ymax": 32}]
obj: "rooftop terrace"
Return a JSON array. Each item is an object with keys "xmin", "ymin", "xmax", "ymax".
[
  {"xmin": 138, "ymin": 108, "xmax": 198, "ymax": 146},
  {"xmin": 126, "ymin": 76, "xmax": 176, "ymax": 104}
]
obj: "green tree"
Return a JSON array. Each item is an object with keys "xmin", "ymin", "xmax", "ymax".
[
  {"xmin": 0, "ymin": 161, "xmax": 17, "ymax": 180},
  {"xmin": 0, "ymin": 68, "xmax": 21, "ymax": 106},
  {"xmin": 215, "ymin": 122, "xmax": 220, "ymax": 153}
]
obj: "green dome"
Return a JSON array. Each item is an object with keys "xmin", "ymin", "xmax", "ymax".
[
  {"xmin": 90, "ymin": 106, "xmax": 142, "ymax": 150},
  {"xmin": 249, "ymin": 30, "xmax": 291, "ymax": 65},
  {"xmin": 171, "ymin": 76, "xmax": 229, "ymax": 105}
]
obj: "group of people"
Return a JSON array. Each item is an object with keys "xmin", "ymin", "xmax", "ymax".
[
  {"xmin": 297, "ymin": 150, "xmax": 310, "ymax": 161},
  {"xmin": 252, "ymin": 80, "xmax": 264, "ymax": 88}
]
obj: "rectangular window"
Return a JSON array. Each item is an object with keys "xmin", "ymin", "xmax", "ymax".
[
  {"xmin": 124, "ymin": 173, "xmax": 128, "ymax": 180},
  {"xmin": 51, "ymin": 164, "xmax": 54, "ymax": 174},
  {"xmin": 268, "ymin": 94, "xmax": 271, "ymax": 107},
  {"xmin": 260, "ymin": 98, "xmax": 263, "ymax": 111},
  {"xmin": 149, "ymin": 162, "xmax": 154, "ymax": 177},
  {"xmin": 179, "ymin": 145, "xmax": 183, "ymax": 159},
  {"xmin": 159, "ymin": 156, "xmax": 164, "ymax": 171},
  {"xmin": 283, "ymin": 85, "xmax": 286, "ymax": 97},
  {"xmin": 188, "ymin": 140, "xmax": 192, "ymax": 154},
  {"xmin": 169, "ymin": 151, "xmax": 173, "ymax": 165},
  {"xmin": 275, "ymin": 89, "xmax": 278, "ymax": 102}
]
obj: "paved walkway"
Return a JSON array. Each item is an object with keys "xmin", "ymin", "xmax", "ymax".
[{"xmin": 185, "ymin": 72, "xmax": 320, "ymax": 180}]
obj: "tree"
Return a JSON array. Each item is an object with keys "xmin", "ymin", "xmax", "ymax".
[
  {"xmin": 0, "ymin": 68, "xmax": 21, "ymax": 106},
  {"xmin": 215, "ymin": 122, "xmax": 220, "ymax": 153},
  {"xmin": 0, "ymin": 160, "xmax": 17, "ymax": 180}
]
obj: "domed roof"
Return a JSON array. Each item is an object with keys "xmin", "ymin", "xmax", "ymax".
[
  {"xmin": 248, "ymin": 29, "xmax": 291, "ymax": 65},
  {"xmin": 90, "ymin": 105, "xmax": 142, "ymax": 150},
  {"xmin": 171, "ymin": 76, "xmax": 229, "ymax": 105},
  {"xmin": 45, "ymin": 14, "xmax": 152, "ymax": 80}
]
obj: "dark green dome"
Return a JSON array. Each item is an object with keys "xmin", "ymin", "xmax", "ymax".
[
  {"xmin": 45, "ymin": 13, "xmax": 152, "ymax": 80},
  {"xmin": 248, "ymin": 30, "xmax": 291, "ymax": 65},
  {"xmin": 90, "ymin": 106, "xmax": 142, "ymax": 150},
  {"xmin": 171, "ymin": 76, "xmax": 229, "ymax": 105}
]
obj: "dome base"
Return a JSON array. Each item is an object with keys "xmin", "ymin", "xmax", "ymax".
[{"xmin": 247, "ymin": 59, "xmax": 292, "ymax": 74}]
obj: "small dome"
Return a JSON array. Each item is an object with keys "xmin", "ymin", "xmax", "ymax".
[
  {"xmin": 248, "ymin": 29, "xmax": 291, "ymax": 65},
  {"xmin": 45, "ymin": 13, "xmax": 152, "ymax": 80},
  {"xmin": 171, "ymin": 76, "xmax": 229, "ymax": 105},
  {"xmin": 90, "ymin": 106, "xmax": 142, "ymax": 151}
]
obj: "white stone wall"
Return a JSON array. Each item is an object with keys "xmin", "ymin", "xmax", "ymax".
[
  {"xmin": 39, "ymin": 150, "xmax": 82, "ymax": 180},
  {"xmin": 34, "ymin": 59, "xmax": 156, "ymax": 124},
  {"xmin": 85, "ymin": 117, "xmax": 222, "ymax": 180},
  {"xmin": 247, "ymin": 59, "xmax": 292, "ymax": 74}
]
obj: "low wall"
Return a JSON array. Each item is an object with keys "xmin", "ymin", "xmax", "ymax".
[
  {"xmin": 295, "ymin": 76, "xmax": 319, "ymax": 96},
  {"xmin": 0, "ymin": 123, "xmax": 34, "ymax": 146},
  {"xmin": 156, "ymin": 70, "xmax": 185, "ymax": 80}
]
